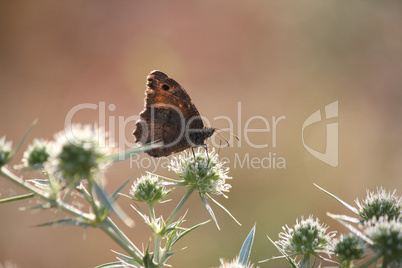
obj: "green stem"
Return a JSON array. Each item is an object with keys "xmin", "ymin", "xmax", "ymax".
[
  {"xmin": 0, "ymin": 167, "xmax": 94, "ymax": 220},
  {"xmin": 382, "ymin": 258, "xmax": 387, "ymax": 268},
  {"xmin": 1, "ymin": 167, "xmax": 144, "ymax": 264},
  {"xmin": 87, "ymin": 179, "xmax": 103, "ymax": 220},
  {"xmin": 148, "ymin": 203, "xmax": 161, "ymax": 262},
  {"xmin": 1, "ymin": 166, "xmax": 49, "ymax": 198},
  {"xmin": 148, "ymin": 203, "xmax": 156, "ymax": 222},
  {"xmin": 99, "ymin": 217, "xmax": 143, "ymax": 264},
  {"xmin": 154, "ymin": 235, "xmax": 162, "ymax": 264},
  {"xmin": 75, "ymin": 183, "xmax": 93, "ymax": 204},
  {"xmin": 0, "ymin": 193, "xmax": 34, "ymax": 203},
  {"xmin": 302, "ymin": 255, "xmax": 310, "ymax": 268},
  {"xmin": 166, "ymin": 188, "xmax": 194, "ymax": 226}
]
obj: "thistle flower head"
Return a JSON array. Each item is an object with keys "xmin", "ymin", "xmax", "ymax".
[
  {"xmin": 22, "ymin": 139, "xmax": 50, "ymax": 168},
  {"xmin": 47, "ymin": 124, "xmax": 111, "ymax": 184},
  {"xmin": 0, "ymin": 136, "xmax": 12, "ymax": 167},
  {"xmin": 356, "ymin": 188, "xmax": 401, "ymax": 221},
  {"xmin": 130, "ymin": 173, "xmax": 169, "ymax": 204},
  {"xmin": 365, "ymin": 216, "xmax": 402, "ymax": 266},
  {"xmin": 169, "ymin": 148, "xmax": 231, "ymax": 196},
  {"xmin": 333, "ymin": 233, "xmax": 365, "ymax": 263},
  {"xmin": 277, "ymin": 215, "xmax": 336, "ymax": 256},
  {"xmin": 215, "ymin": 257, "xmax": 256, "ymax": 268}
]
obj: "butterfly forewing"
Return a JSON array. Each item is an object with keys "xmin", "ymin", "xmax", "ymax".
[{"xmin": 133, "ymin": 70, "xmax": 214, "ymax": 157}]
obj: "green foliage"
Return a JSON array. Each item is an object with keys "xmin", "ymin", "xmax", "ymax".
[
  {"xmin": 1, "ymin": 122, "xmax": 400, "ymax": 268},
  {"xmin": 0, "ymin": 123, "xmax": 241, "ymax": 268}
]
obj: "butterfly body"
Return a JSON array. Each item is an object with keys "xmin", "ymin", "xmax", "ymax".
[{"xmin": 133, "ymin": 71, "xmax": 214, "ymax": 157}]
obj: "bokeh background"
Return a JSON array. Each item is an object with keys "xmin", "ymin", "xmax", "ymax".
[{"xmin": 1, "ymin": 1, "xmax": 401, "ymax": 267}]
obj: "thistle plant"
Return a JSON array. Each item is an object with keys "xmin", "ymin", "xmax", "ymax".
[
  {"xmin": 216, "ymin": 257, "xmax": 255, "ymax": 268},
  {"xmin": 0, "ymin": 136, "xmax": 12, "ymax": 167},
  {"xmin": 364, "ymin": 216, "xmax": 402, "ymax": 267},
  {"xmin": 129, "ymin": 173, "xmax": 170, "ymax": 204},
  {"xmin": 276, "ymin": 216, "xmax": 336, "ymax": 257},
  {"xmin": 47, "ymin": 125, "xmax": 111, "ymax": 185},
  {"xmin": 168, "ymin": 148, "xmax": 239, "ymax": 229},
  {"xmin": 214, "ymin": 225, "xmax": 258, "ymax": 268},
  {"xmin": 333, "ymin": 234, "xmax": 365, "ymax": 268},
  {"xmin": 262, "ymin": 216, "xmax": 336, "ymax": 268},
  {"xmin": 356, "ymin": 188, "xmax": 401, "ymax": 221},
  {"xmin": 2, "ymin": 122, "xmax": 401, "ymax": 268},
  {"xmin": 261, "ymin": 185, "xmax": 402, "ymax": 268},
  {"xmin": 21, "ymin": 138, "xmax": 50, "ymax": 168},
  {"xmin": 311, "ymin": 184, "xmax": 402, "ymax": 268},
  {"xmin": 169, "ymin": 148, "xmax": 232, "ymax": 197},
  {"xmin": 0, "ymin": 122, "xmax": 240, "ymax": 268}
]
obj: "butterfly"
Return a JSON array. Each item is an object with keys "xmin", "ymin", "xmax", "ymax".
[{"xmin": 133, "ymin": 70, "xmax": 215, "ymax": 157}]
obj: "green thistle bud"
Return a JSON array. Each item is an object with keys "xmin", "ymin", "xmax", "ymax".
[
  {"xmin": 0, "ymin": 136, "xmax": 12, "ymax": 167},
  {"xmin": 333, "ymin": 233, "xmax": 365, "ymax": 264},
  {"xmin": 22, "ymin": 139, "xmax": 50, "ymax": 168},
  {"xmin": 169, "ymin": 148, "xmax": 231, "ymax": 196},
  {"xmin": 47, "ymin": 124, "xmax": 111, "ymax": 184},
  {"xmin": 356, "ymin": 188, "xmax": 401, "ymax": 221},
  {"xmin": 365, "ymin": 217, "xmax": 402, "ymax": 267},
  {"xmin": 277, "ymin": 216, "xmax": 336, "ymax": 257},
  {"xmin": 130, "ymin": 174, "xmax": 169, "ymax": 204}
]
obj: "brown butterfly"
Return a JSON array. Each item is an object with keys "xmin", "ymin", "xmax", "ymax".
[{"xmin": 133, "ymin": 70, "xmax": 215, "ymax": 157}]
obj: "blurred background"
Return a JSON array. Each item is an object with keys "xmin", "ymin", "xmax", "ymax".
[{"xmin": 1, "ymin": 1, "xmax": 401, "ymax": 267}]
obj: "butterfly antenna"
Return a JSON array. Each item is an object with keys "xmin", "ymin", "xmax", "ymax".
[
  {"xmin": 215, "ymin": 128, "xmax": 239, "ymax": 142},
  {"xmin": 215, "ymin": 131, "xmax": 230, "ymax": 148}
]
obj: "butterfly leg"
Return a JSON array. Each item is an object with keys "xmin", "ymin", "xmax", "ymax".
[
  {"xmin": 203, "ymin": 144, "xmax": 210, "ymax": 164},
  {"xmin": 191, "ymin": 147, "xmax": 196, "ymax": 159}
]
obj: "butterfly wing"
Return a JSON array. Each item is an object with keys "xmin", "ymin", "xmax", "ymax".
[
  {"xmin": 133, "ymin": 71, "xmax": 205, "ymax": 157},
  {"xmin": 144, "ymin": 71, "xmax": 203, "ymax": 126}
]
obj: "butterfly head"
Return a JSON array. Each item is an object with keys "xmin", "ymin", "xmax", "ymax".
[{"xmin": 188, "ymin": 128, "xmax": 215, "ymax": 146}]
